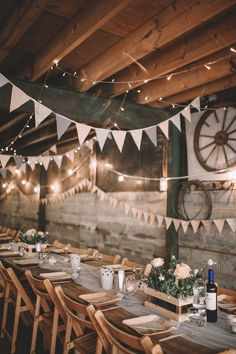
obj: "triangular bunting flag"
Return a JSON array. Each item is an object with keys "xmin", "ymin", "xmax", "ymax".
[
  {"xmin": 130, "ymin": 130, "xmax": 143, "ymax": 150},
  {"xmin": 0, "ymin": 73, "xmax": 8, "ymax": 88},
  {"xmin": 191, "ymin": 220, "xmax": 200, "ymax": 234},
  {"xmin": 173, "ymin": 218, "xmax": 181, "ymax": 232},
  {"xmin": 136, "ymin": 209, "xmax": 143, "ymax": 221},
  {"xmin": 95, "ymin": 128, "xmax": 109, "ymax": 151},
  {"xmin": 14, "ymin": 156, "xmax": 23, "ymax": 169},
  {"xmin": 112, "ymin": 130, "xmax": 127, "ymax": 152},
  {"xmin": 145, "ymin": 126, "xmax": 157, "ymax": 146},
  {"xmin": 20, "ymin": 164, "xmax": 26, "ymax": 173},
  {"xmin": 165, "ymin": 217, "xmax": 172, "ymax": 230},
  {"xmin": 181, "ymin": 220, "xmax": 190, "ymax": 233},
  {"xmin": 125, "ymin": 204, "xmax": 130, "ymax": 215},
  {"xmin": 181, "ymin": 105, "xmax": 191, "ymax": 122},
  {"xmin": 41, "ymin": 156, "xmax": 51, "ymax": 170},
  {"xmin": 226, "ymin": 218, "xmax": 236, "ymax": 233},
  {"xmin": 201, "ymin": 220, "xmax": 212, "ymax": 234},
  {"xmin": 56, "ymin": 114, "xmax": 71, "ymax": 139},
  {"xmin": 213, "ymin": 219, "xmax": 225, "ymax": 234},
  {"xmin": 158, "ymin": 120, "xmax": 169, "ymax": 139},
  {"xmin": 76, "ymin": 123, "xmax": 91, "ymax": 146},
  {"xmin": 191, "ymin": 97, "xmax": 200, "ymax": 111},
  {"xmin": 66, "ymin": 150, "xmax": 74, "ymax": 162},
  {"xmin": 8, "ymin": 165, "xmax": 16, "ymax": 174},
  {"xmin": 149, "ymin": 213, "xmax": 156, "ymax": 225},
  {"xmin": 10, "ymin": 86, "xmax": 30, "ymax": 112},
  {"xmin": 157, "ymin": 215, "xmax": 163, "ymax": 227},
  {"xmin": 132, "ymin": 208, "xmax": 138, "ymax": 218},
  {"xmin": 53, "ymin": 156, "xmax": 63, "ymax": 169},
  {"xmin": 170, "ymin": 114, "xmax": 181, "ymax": 131},
  {"xmin": 34, "ymin": 101, "xmax": 52, "ymax": 127},
  {"xmin": 50, "ymin": 144, "xmax": 57, "ymax": 154},
  {"xmin": 27, "ymin": 157, "xmax": 35, "ymax": 170},
  {"xmin": 0, "ymin": 155, "xmax": 10, "ymax": 168},
  {"xmin": 0, "ymin": 169, "xmax": 7, "ymax": 178},
  {"xmin": 143, "ymin": 212, "xmax": 149, "ymax": 223}
]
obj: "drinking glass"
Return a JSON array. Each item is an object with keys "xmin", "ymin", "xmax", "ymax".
[
  {"xmin": 123, "ymin": 274, "xmax": 138, "ymax": 304},
  {"xmin": 96, "ymin": 253, "xmax": 104, "ymax": 265},
  {"xmin": 133, "ymin": 267, "xmax": 143, "ymax": 281},
  {"xmin": 187, "ymin": 307, "xmax": 207, "ymax": 327},
  {"xmin": 64, "ymin": 243, "xmax": 71, "ymax": 255},
  {"xmin": 19, "ymin": 245, "xmax": 25, "ymax": 257},
  {"xmin": 39, "ymin": 252, "xmax": 49, "ymax": 263}
]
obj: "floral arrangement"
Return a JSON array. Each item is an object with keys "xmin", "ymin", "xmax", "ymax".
[
  {"xmin": 19, "ymin": 228, "xmax": 48, "ymax": 244},
  {"xmin": 146, "ymin": 255, "xmax": 199, "ymax": 299}
]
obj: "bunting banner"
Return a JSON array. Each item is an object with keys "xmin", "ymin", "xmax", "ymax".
[
  {"xmin": 8, "ymin": 177, "xmax": 236, "ymax": 235},
  {"xmin": 0, "ymin": 72, "xmax": 202, "ymax": 151}
]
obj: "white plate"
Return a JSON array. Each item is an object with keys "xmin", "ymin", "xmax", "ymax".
[
  {"xmin": 123, "ymin": 315, "xmax": 177, "ymax": 335},
  {"xmin": 39, "ymin": 271, "xmax": 71, "ymax": 281}
]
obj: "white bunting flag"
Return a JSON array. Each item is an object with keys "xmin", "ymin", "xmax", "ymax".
[
  {"xmin": 165, "ymin": 217, "xmax": 172, "ymax": 230},
  {"xmin": 0, "ymin": 73, "xmax": 8, "ymax": 88},
  {"xmin": 27, "ymin": 157, "xmax": 35, "ymax": 170},
  {"xmin": 213, "ymin": 219, "xmax": 225, "ymax": 234},
  {"xmin": 181, "ymin": 220, "xmax": 190, "ymax": 233},
  {"xmin": 65, "ymin": 150, "xmax": 74, "ymax": 162},
  {"xmin": 158, "ymin": 120, "xmax": 169, "ymax": 139},
  {"xmin": 143, "ymin": 212, "xmax": 149, "ymax": 223},
  {"xmin": 170, "ymin": 114, "xmax": 181, "ymax": 131},
  {"xmin": 0, "ymin": 155, "xmax": 10, "ymax": 168},
  {"xmin": 191, "ymin": 220, "xmax": 200, "ymax": 234},
  {"xmin": 130, "ymin": 130, "xmax": 143, "ymax": 150},
  {"xmin": 95, "ymin": 128, "xmax": 109, "ymax": 151},
  {"xmin": 173, "ymin": 218, "xmax": 181, "ymax": 232},
  {"xmin": 149, "ymin": 213, "xmax": 156, "ymax": 225},
  {"xmin": 50, "ymin": 144, "xmax": 57, "ymax": 154},
  {"xmin": 157, "ymin": 215, "xmax": 163, "ymax": 227},
  {"xmin": 112, "ymin": 130, "xmax": 127, "ymax": 152},
  {"xmin": 10, "ymin": 86, "xmax": 30, "ymax": 112},
  {"xmin": 132, "ymin": 208, "xmax": 138, "ymax": 218},
  {"xmin": 53, "ymin": 156, "xmax": 63, "ymax": 169},
  {"xmin": 56, "ymin": 114, "xmax": 71, "ymax": 139},
  {"xmin": 145, "ymin": 126, "xmax": 157, "ymax": 146},
  {"xmin": 76, "ymin": 123, "xmax": 91, "ymax": 146},
  {"xmin": 191, "ymin": 97, "xmax": 200, "ymax": 111},
  {"xmin": 14, "ymin": 156, "xmax": 23, "ymax": 169},
  {"xmin": 34, "ymin": 102, "xmax": 52, "ymax": 127},
  {"xmin": 20, "ymin": 163, "xmax": 26, "ymax": 173},
  {"xmin": 226, "ymin": 218, "xmax": 236, "ymax": 233},
  {"xmin": 136, "ymin": 209, "xmax": 143, "ymax": 221},
  {"xmin": 41, "ymin": 156, "xmax": 51, "ymax": 170},
  {"xmin": 181, "ymin": 106, "xmax": 191, "ymax": 122},
  {"xmin": 201, "ymin": 220, "xmax": 212, "ymax": 234}
]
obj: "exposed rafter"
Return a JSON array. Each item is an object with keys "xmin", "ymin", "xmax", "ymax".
[
  {"xmin": 77, "ymin": 0, "xmax": 236, "ymax": 93},
  {"xmin": 20, "ymin": 0, "xmax": 131, "ymax": 81},
  {"xmin": 0, "ymin": 0, "xmax": 50, "ymax": 63}
]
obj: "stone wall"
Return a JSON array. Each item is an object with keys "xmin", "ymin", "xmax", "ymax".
[
  {"xmin": 178, "ymin": 190, "xmax": 236, "ymax": 290},
  {"xmin": 0, "ymin": 191, "xmax": 167, "ymax": 264}
]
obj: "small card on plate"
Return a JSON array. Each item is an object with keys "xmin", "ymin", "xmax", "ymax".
[
  {"xmin": 13, "ymin": 259, "xmax": 40, "ymax": 266},
  {"xmin": 123, "ymin": 315, "xmax": 176, "ymax": 335},
  {"xmin": 79, "ymin": 292, "xmax": 122, "ymax": 307},
  {"xmin": 40, "ymin": 271, "xmax": 71, "ymax": 281}
]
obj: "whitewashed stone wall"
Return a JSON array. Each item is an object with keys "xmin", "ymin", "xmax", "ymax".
[{"xmin": 0, "ymin": 191, "xmax": 167, "ymax": 264}]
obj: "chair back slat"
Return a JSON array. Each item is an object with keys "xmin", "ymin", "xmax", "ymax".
[{"xmin": 103, "ymin": 254, "xmax": 121, "ymax": 265}]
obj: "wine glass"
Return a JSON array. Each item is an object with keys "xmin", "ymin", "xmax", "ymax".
[{"xmin": 122, "ymin": 274, "xmax": 138, "ymax": 305}]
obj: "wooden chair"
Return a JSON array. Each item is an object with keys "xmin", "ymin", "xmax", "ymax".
[
  {"xmin": 94, "ymin": 309, "xmax": 163, "ymax": 354},
  {"xmin": 70, "ymin": 246, "xmax": 90, "ymax": 255},
  {"xmin": 0, "ymin": 265, "xmax": 34, "ymax": 354},
  {"xmin": 52, "ymin": 240, "xmax": 66, "ymax": 249},
  {"xmin": 122, "ymin": 258, "xmax": 151, "ymax": 276},
  {"xmin": 25, "ymin": 270, "xmax": 64, "ymax": 354},
  {"xmin": 55, "ymin": 285, "xmax": 102, "ymax": 354},
  {"xmin": 103, "ymin": 254, "xmax": 121, "ymax": 265}
]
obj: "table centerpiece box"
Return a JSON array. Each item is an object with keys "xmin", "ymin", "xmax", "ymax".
[
  {"xmin": 19, "ymin": 229, "xmax": 48, "ymax": 254},
  {"xmin": 144, "ymin": 256, "xmax": 197, "ymax": 322}
]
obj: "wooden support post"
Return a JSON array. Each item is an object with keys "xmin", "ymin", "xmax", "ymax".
[
  {"xmin": 166, "ymin": 118, "xmax": 188, "ymax": 259},
  {"xmin": 38, "ymin": 166, "xmax": 47, "ymax": 232}
]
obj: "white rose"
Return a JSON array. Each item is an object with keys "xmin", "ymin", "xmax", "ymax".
[
  {"xmin": 171, "ymin": 255, "xmax": 176, "ymax": 260},
  {"xmin": 159, "ymin": 275, "xmax": 165, "ymax": 281},
  {"xmin": 25, "ymin": 228, "xmax": 36, "ymax": 236},
  {"xmin": 193, "ymin": 268, "xmax": 199, "ymax": 275},
  {"xmin": 174, "ymin": 263, "xmax": 191, "ymax": 279},
  {"xmin": 38, "ymin": 231, "xmax": 44, "ymax": 236},
  {"xmin": 151, "ymin": 258, "xmax": 164, "ymax": 267}
]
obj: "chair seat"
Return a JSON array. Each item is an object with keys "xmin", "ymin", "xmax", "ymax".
[{"xmin": 73, "ymin": 331, "xmax": 97, "ymax": 354}]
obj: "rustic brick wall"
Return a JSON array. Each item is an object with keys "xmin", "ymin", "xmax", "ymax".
[
  {"xmin": 178, "ymin": 190, "xmax": 236, "ymax": 290},
  {"xmin": 0, "ymin": 191, "xmax": 167, "ymax": 264}
]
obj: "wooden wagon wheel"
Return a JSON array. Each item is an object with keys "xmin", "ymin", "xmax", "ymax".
[{"xmin": 194, "ymin": 104, "xmax": 236, "ymax": 172}]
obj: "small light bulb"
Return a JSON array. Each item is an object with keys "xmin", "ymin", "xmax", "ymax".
[
  {"xmin": 144, "ymin": 79, "xmax": 148, "ymax": 83},
  {"xmin": 21, "ymin": 179, "xmax": 26, "ymax": 185},
  {"xmin": 67, "ymin": 169, "xmax": 73, "ymax": 176},
  {"xmin": 34, "ymin": 186, "xmax": 40, "ymax": 193},
  {"xmin": 144, "ymin": 96, "xmax": 148, "ymax": 101},
  {"xmin": 114, "ymin": 123, "xmax": 118, "ymax": 127},
  {"xmin": 167, "ymin": 74, "xmax": 173, "ymax": 81},
  {"xmin": 230, "ymin": 47, "xmax": 236, "ymax": 53},
  {"xmin": 63, "ymin": 72, "xmax": 66, "ymax": 77},
  {"xmin": 121, "ymin": 107, "xmax": 124, "ymax": 111},
  {"xmin": 2, "ymin": 183, "xmax": 7, "ymax": 189},
  {"xmin": 15, "ymin": 169, "xmax": 20, "ymax": 175},
  {"xmin": 105, "ymin": 163, "xmax": 113, "ymax": 169},
  {"xmin": 204, "ymin": 64, "xmax": 211, "ymax": 70},
  {"xmin": 118, "ymin": 175, "xmax": 124, "ymax": 182}
]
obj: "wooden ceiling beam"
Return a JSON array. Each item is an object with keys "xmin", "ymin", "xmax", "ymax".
[
  {"xmin": 21, "ymin": 0, "xmax": 131, "ymax": 80},
  {"xmin": 99, "ymin": 12, "xmax": 236, "ymax": 97},
  {"xmin": 137, "ymin": 52, "xmax": 236, "ymax": 104},
  {"xmin": 0, "ymin": 0, "xmax": 50, "ymax": 63},
  {"xmin": 77, "ymin": 0, "xmax": 236, "ymax": 93},
  {"xmin": 151, "ymin": 73, "xmax": 236, "ymax": 109}
]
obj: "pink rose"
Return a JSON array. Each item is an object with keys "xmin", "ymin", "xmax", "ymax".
[{"xmin": 174, "ymin": 263, "xmax": 191, "ymax": 279}]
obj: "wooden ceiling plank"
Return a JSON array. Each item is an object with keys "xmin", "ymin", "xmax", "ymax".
[
  {"xmin": 25, "ymin": 0, "xmax": 131, "ymax": 80},
  {"xmin": 101, "ymin": 11, "xmax": 236, "ymax": 97},
  {"xmin": 0, "ymin": 0, "xmax": 50, "ymax": 63},
  {"xmin": 137, "ymin": 55, "xmax": 236, "ymax": 104},
  {"xmin": 151, "ymin": 73, "xmax": 236, "ymax": 108},
  {"xmin": 77, "ymin": 0, "xmax": 236, "ymax": 92}
]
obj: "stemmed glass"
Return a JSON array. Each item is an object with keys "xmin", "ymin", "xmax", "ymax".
[{"xmin": 122, "ymin": 274, "xmax": 138, "ymax": 305}]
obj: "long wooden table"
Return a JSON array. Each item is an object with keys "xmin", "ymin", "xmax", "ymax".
[{"xmin": 0, "ymin": 252, "xmax": 234, "ymax": 354}]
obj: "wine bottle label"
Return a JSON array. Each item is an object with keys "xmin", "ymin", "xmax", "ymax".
[{"xmin": 206, "ymin": 292, "xmax": 216, "ymax": 310}]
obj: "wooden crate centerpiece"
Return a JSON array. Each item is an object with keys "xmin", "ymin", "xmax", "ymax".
[
  {"xmin": 20, "ymin": 242, "xmax": 47, "ymax": 254},
  {"xmin": 144, "ymin": 256, "xmax": 197, "ymax": 322}
]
